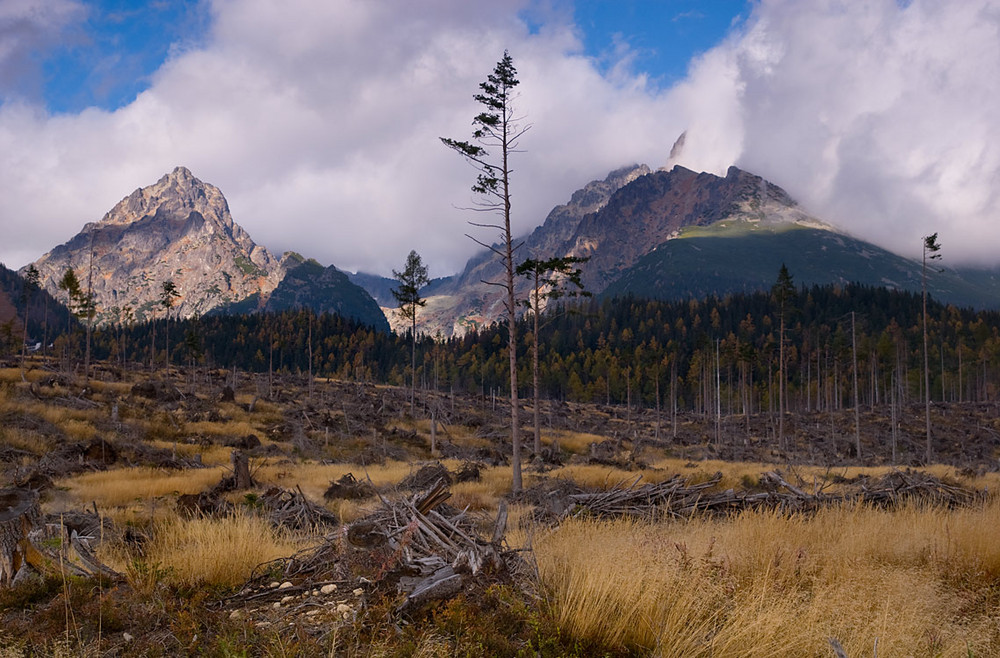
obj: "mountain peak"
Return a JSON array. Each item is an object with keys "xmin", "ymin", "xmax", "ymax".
[
  {"xmin": 162, "ymin": 165, "xmax": 195, "ymax": 183},
  {"xmin": 30, "ymin": 168, "xmax": 281, "ymax": 322}
]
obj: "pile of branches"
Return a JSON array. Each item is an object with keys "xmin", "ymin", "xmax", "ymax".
[
  {"xmin": 567, "ymin": 473, "xmax": 724, "ymax": 520},
  {"xmin": 852, "ymin": 468, "xmax": 985, "ymax": 508},
  {"xmin": 228, "ymin": 480, "xmax": 518, "ymax": 616},
  {"xmin": 256, "ymin": 486, "xmax": 340, "ymax": 532},
  {"xmin": 566, "ymin": 469, "xmax": 987, "ymax": 521}
]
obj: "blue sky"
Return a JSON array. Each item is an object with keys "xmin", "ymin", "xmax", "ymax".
[
  {"xmin": 1, "ymin": 0, "xmax": 998, "ymax": 274},
  {"xmin": 40, "ymin": 1, "xmax": 748, "ymax": 114},
  {"xmin": 570, "ymin": 0, "xmax": 748, "ymax": 89},
  {"xmin": 41, "ymin": 0, "xmax": 210, "ymax": 114}
]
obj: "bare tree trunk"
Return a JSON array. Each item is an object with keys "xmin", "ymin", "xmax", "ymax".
[
  {"xmin": 852, "ymin": 312, "xmax": 860, "ymax": 459},
  {"xmin": 532, "ymin": 277, "xmax": 542, "ymax": 456},
  {"xmin": 232, "ymin": 450, "xmax": 253, "ymax": 490},
  {"xmin": 0, "ymin": 489, "xmax": 42, "ymax": 586},
  {"xmin": 778, "ymin": 314, "xmax": 785, "ymax": 450}
]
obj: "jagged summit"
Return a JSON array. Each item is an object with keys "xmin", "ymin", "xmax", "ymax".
[{"xmin": 29, "ymin": 167, "xmax": 282, "ymax": 322}]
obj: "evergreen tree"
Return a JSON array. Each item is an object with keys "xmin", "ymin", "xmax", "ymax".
[
  {"xmin": 922, "ymin": 233, "xmax": 942, "ymax": 463},
  {"xmin": 771, "ymin": 264, "xmax": 796, "ymax": 450},
  {"xmin": 442, "ymin": 51, "xmax": 530, "ymax": 492},
  {"xmin": 19, "ymin": 265, "xmax": 39, "ymax": 380},
  {"xmin": 515, "ymin": 255, "xmax": 588, "ymax": 455},
  {"xmin": 160, "ymin": 280, "xmax": 180, "ymax": 373},
  {"xmin": 392, "ymin": 250, "xmax": 430, "ymax": 414}
]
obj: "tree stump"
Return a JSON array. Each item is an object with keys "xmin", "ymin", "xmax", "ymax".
[
  {"xmin": 232, "ymin": 450, "xmax": 254, "ymax": 490},
  {"xmin": 0, "ymin": 489, "xmax": 42, "ymax": 586}
]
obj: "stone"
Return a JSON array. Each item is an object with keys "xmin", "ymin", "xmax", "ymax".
[{"xmin": 320, "ymin": 584, "xmax": 337, "ymax": 595}]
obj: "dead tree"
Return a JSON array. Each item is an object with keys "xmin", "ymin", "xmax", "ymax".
[
  {"xmin": 0, "ymin": 489, "xmax": 42, "ymax": 586},
  {"xmin": 232, "ymin": 450, "xmax": 254, "ymax": 490}
]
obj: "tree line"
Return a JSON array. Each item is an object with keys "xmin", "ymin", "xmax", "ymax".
[{"xmin": 73, "ymin": 281, "xmax": 999, "ymax": 413}]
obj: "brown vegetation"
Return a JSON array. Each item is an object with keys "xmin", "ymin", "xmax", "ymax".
[{"xmin": 0, "ymin": 361, "xmax": 998, "ymax": 655}]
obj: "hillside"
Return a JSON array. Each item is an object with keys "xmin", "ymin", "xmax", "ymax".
[
  {"xmin": 219, "ymin": 254, "xmax": 389, "ymax": 332},
  {"xmin": 605, "ymin": 221, "xmax": 1000, "ymax": 308}
]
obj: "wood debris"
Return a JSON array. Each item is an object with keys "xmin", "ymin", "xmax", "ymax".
[
  {"xmin": 227, "ymin": 479, "xmax": 518, "ymax": 618},
  {"xmin": 564, "ymin": 468, "xmax": 986, "ymax": 521}
]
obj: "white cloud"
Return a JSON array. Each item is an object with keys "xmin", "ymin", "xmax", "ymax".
[
  {"xmin": 685, "ymin": 0, "xmax": 1000, "ymax": 266},
  {"xmin": 0, "ymin": 0, "xmax": 998, "ymax": 277},
  {"xmin": 0, "ymin": 0, "xmax": 86, "ymax": 101}
]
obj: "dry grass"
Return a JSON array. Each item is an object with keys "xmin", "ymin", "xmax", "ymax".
[
  {"xmin": 104, "ymin": 510, "xmax": 309, "ymax": 590},
  {"xmin": 544, "ymin": 429, "xmax": 608, "ymax": 454},
  {"xmin": 0, "ymin": 427, "xmax": 50, "ymax": 456},
  {"xmin": 0, "ymin": 395, "xmax": 102, "ymax": 429},
  {"xmin": 58, "ymin": 466, "xmax": 228, "ymax": 507},
  {"xmin": 143, "ymin": 440, "xmax": 233, "ymax": 466},
  {"xmin": 534, "ymin": 499, "xmax": 1000, "ymax": 655},
  {"xmin": 182, "ymin": 419, "xmax": 259, "ymax": 438}
]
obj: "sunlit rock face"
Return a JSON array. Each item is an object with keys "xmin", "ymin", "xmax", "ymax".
[
  {"xmin": 29, "ymin": 166, "xmax": 282, "ymax": 323},
  {"xmin": 408, "ymin": 163, "xmax": 816, "ymax": 337}
]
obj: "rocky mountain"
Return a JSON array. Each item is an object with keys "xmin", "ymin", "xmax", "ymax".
[
  {"xmin": 404, "ymin": 164, "xmax": 821, "ymax": 335},
  {"xmin": 380, "ymin": 163, "xmax": 999, "ymax": 337},
  {"xmin": 568, "ymin": 165, "xmax": 823, "ymax": 292},
  {"xmin": 25, "ymin": 167, "xmax": 385, "ymax": 330},
  {"xmin": 404, "ymin": 164, "xmax": 650, "ymax": 335}
]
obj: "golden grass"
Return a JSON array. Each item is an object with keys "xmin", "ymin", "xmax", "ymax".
[
  {"xmin": 0, "ymin": 367, "xmax": 49, "ymax": 384},
  {"xmin": 58, "ymin": 466, "xmax": 227, "ymax": 507},
  {"xmin": 0, "ymin": 396, "xmax": 102, "ymax": 428},
  {"xmin": 182, "ymin": 419, "xmax": 259, "ymax": 438},
  {"xmin": 544, "ymin": 429, "xmax": 608, "ymax": 454},
  {"xmin": 105, "ymin": 511, "xmax": 309, "ymax": 590},
  {"xmin": 534, "ymin": 499, "xmax": 1000, "ymax": 655},
  {"xmin": 143, "ymin": 440, "xmax": 234, "ymax": 466},
  {"xmin": 0, "ymin": 427, "xmax": 49, "ymax": 456},
  {"xmin": 60, "ymin": 418, "xmax": 97, "ymax": 441},
  {"xmin": 251, "ymin": 459, "xmax": 452, "ymax": 504}
]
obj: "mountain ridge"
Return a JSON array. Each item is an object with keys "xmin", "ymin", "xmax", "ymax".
[{"xmin": 25, "ymin": 167, "xmax": 385, "ymax": 330}]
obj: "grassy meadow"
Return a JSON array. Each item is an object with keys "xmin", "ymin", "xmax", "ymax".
[{"xmin": 1, "ymin": 364, "xmax": 999, "ymax": 655}]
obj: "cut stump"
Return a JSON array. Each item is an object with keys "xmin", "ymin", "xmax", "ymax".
[{"xmin": 0, "ymin": 488, "xmax": 42, "ymax": 586}]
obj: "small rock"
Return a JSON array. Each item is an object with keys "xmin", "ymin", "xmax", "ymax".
[
  {"xmin": 279, "ymin": 581, "xmax": 294, "ymax": 590},
  {"xmin": 256, "ymin": 621, "xmax": 271, "ymax": 628},
  {"xmin": 123, "ymin": 633, "xmax": 134, "ymax": 642},
  {"xmin": 229, "ymin": 610, "xmax": 242, "ymax": 620},
  {"xmin": 306, "ymin": 609, "xmax": 320, "ymax": 617},
  {"xmin": 280, "ymin": 595, "xmax": 294, "ymax": 604},
  {"xmin": 272, "ymin": 602, "xmax": 282, "ymax": 609},
  {"xmin": 336, "ymin": 603, "xmax": 352, "ymax": 615},
  {"xmin": 320, "ymin": 584, "xmax": 337, "ymax": 595},
  {"xmin": 352, "ymin": 588, "xmax": 364, "ymax": 597},
  {"xmin": 311, "ymin": 590, "xmax": 319, "ymax": 596},
  {"xmin": 269, "ymin": 581, "xmax": 280, "ymax": 588}
]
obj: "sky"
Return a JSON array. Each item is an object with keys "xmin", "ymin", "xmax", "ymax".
[{"xmin": 1, "ymin": 0, "xmax": 998, "ymax": 278}]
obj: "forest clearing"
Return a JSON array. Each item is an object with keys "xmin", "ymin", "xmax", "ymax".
[{"xmin": 0, "ymin": 359, "xmax": 999, "ymax": 657}]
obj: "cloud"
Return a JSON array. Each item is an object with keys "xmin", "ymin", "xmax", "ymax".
[
  {"xmin": 677, "ymin": 0, "xmax": 1000, "ymax": 265},
  {"xmin": 0, "ymin": 0, "xmax": 688, "ymax": 276},
  {"xmin": 0, "ymin": 0, "xmax": 86, "ymax": 102},
  {"xmin": 0, "ymin": 0, "xmax": 998, "ymax": 278}
]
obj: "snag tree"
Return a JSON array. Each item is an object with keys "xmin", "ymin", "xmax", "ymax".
[{"xmin": 442, "ymin": 51, "xmax": 530, "ymax": 492}]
